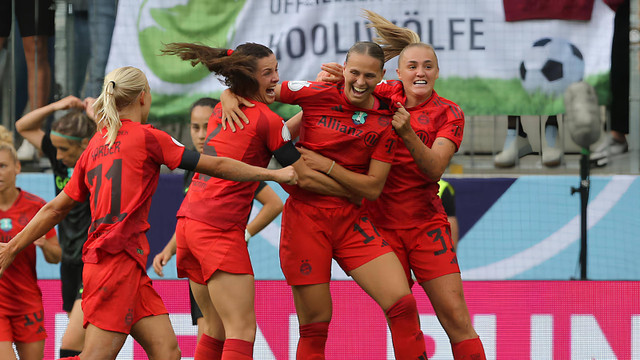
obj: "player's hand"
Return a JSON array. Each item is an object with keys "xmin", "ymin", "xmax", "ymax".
[
  {"xmin": 33, "ymin": 236, "xmax": 47, "ymax": 247},
  {"xmin": 0, "ymin": 243, "xmax": 16, "ymax": 280},
  {"xmin": 273, "ymin": 166, "xmax": 298, "ymax": 185},
  {"xmin": 220, "ymin": 89, "xmax": 254, "ymax": 132},
  {"xmin": 83, "ymin": 97, "xmax": 97, "ymax": 121},
  {"xmin": 298, "ymin": 147, "xmax": 333, "ymax": 174},
  {"xmin": 54, "ymin": 95, "xmax": 84, "ymax": 111},
  {"xmin": 152, "ymin": 250, "xmax": 174, "ymax": 277},
  {"xmin": 320, "ymin": 63, "xmax": 344, "ymax": 82},
  {"xmin": 391, "ymin": 103, "xmax": 412, "ymax": 137}
]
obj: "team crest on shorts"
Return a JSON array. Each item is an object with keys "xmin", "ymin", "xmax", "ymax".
[
  {"xmin": 352, "ymin": 111, "xmax": 367, "ymax": 125},
  {"xmin": 300, "ymin": 260, "xmax": 312, "ymax": 275},
  {"xmin": 0, "ymin": 218, "xmax": 12, "ymax": 232}
]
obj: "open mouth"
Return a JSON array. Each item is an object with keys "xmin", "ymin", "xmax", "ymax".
[
  {"xmin": 266, "ymin": 87, "xmax": 276, "ymax": 96},
  {"xmin": 413, "ymin": 80, "xmax": 428, "ymax": 85},
  {"xmin": 352, "ymin": 86, "xmax": 367, "ymax": 96}
]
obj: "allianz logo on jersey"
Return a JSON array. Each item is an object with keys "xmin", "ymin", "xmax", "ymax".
[{"xmin": 0, "ymin": 218, "xmax": 12, "ymax": 232}]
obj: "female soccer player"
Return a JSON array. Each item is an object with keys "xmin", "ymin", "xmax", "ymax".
[
  {"xmin": 0, "ymin": 130, "xmax": 61, "ymax": 360},
  {"xmin": 219, "ymin": 41, "xmax": 427, "ymax": 360},
  {"xmin": 163, "ymin": 42, "xmax": 356, "ymax": 360},
  {"xmin": 0, "ymin": 66, "xmax": 296, "ymax": 360},
  {"xmin": 309, "ymin": 10, "xmax": 487, "ymax": 359},
  {"xmin": 16, "ymin": 95, "xmax": 96, "ymax": 357},
  {"xmin": 152, "ymin": 97, "xmax": 284, "ymax": 344}
]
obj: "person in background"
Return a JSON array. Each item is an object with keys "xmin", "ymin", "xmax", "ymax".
[
  {"xmin": 152, "ymin": 97, "xmax": 284, "ymax": 342},
  {"xmin": 15, "ymin": 95, "xmax": 96, "ymax": 357},
  {"xmin": 591, "ymin": 0, "xmax": 630, "ymax": 166},
  {"xmin": 0, "ymin": 127, "xmax": 61, "ymax": 360}
]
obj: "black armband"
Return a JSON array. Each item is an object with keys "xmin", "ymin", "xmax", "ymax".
[
  {"xmin": 272, "ymin": 142, "xmax": 301, "ymax": 167},
  {"xmin": 179, "ymin": 149, "xmax": 201, "ymax": 171}
]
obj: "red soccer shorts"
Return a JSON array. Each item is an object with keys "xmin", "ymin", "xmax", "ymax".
[
  {"xmin": 0, "ymin": 309, "xmax": 47, "ymax": 343},
  {"xmin": 81, "ymin": 252, "xmax": 168, "ymax": 333},
  {"xmin": 378, "ymin": 223, "xmax": 460, "ymax": 284},
  {"xmin": 176, "ymin": 217, "xmax": 253, "ymax": 285},
  {"xmin": 280, "ymin": 197, "xmax": 393, "ymax": 285}
]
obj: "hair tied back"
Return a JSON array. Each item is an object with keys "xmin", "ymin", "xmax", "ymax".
[
  {"xmin": 226, "ymin": 49, "xmax": 234, "ymax": 56},
  {"xmin": 107, "ymin": 80, "xmax": 116, "ymax": 95}
]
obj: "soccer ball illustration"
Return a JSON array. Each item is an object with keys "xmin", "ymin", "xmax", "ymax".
[{"xmin": 519, "ymin": 38, "xmax": 585, "ymax": 97}]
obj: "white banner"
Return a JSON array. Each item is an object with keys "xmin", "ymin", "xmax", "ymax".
[{"xmin": 107, "ymin": 0, "xmax": 615, "ymax": 119}]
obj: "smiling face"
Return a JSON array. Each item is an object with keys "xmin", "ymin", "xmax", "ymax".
[
  {"xmin": 396, "ymin": 45, "xmax": 439, "ymax": 106},
  {"xmin": 190, "ymin": 105, "xmax": 214, "ymax": 153},
  {"xmin": 251, "ymin": 54, "xmax": 279, "ymax": 104},
  {"xmin": 342, "ymin": 52, "xmax": 385, "ymax": 109}
]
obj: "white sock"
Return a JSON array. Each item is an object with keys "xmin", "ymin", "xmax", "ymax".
[
  {"xmin": 502, "ymin": 129, "xmax": 517, "ymax": 151},
  {"xmin": 545, "ymin": 125, "xmax": 558, "ymax": 148}
]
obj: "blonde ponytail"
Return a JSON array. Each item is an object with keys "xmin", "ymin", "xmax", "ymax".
[
  {"xmin": 363, "ymin": 10, "xmax": 425, "ymax": 62},
  {"xmin": 93, "ymin": 66, "xmax": 149, "ymax": 146}
]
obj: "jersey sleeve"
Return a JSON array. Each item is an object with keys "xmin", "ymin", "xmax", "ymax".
[
  {"xmin": 63, "ymin": 150, "xmax": 89, "ymax": 203},
  {"xmin": 45, "ymin": 227, "xmax": 57, "ymax": 239},
  {"xmin": 254, "ymin": 181, "xmax": 267, "ymax": 196},
  {"xmin": 374, "ymin": 80, "xmax": 405, "ymax": 106},
  {"xmin": 436, "ymin": 103, "xmax": 465, "ymax": 151},
  {"xmin": 146, "ymin": 126, "xmax": 187, "ymax": 170},
  {"xmin": 279, "ymin": 80, "xmax": 329, "ymax": 106},
  {"xmin": 370, "ymin": 126, "xmax": 398, "ymax": 164},
  {"xmin": 256, "ymin": 108, "xmax": 301, "ymax": 167}
]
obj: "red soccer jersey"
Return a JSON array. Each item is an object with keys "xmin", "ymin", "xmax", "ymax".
[
  {"xmin": 0, "ymin": 190, "xmax": 56, "ymax": 315},
  {"xmin": 177, "ymin": 101, "xmax": 291, "ymax": 230},
  {"xmin": 279, "ymin": 80, "xmax": 398, "ymax": 207},
  {"xmin": 367, "ymin": 80, "xmax": 464, "ymax": 229},
  {"xmin": 64, "ymin": 120, "xmax": 187, "ymax": 268}
]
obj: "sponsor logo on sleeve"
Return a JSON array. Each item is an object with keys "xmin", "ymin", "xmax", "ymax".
[{"xmin": 287, "ymin": 81, "xmax": 311, "ymax": 92}]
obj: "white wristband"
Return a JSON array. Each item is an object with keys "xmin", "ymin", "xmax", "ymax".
[
  {"xmin": 326, "ymin": 160, "xmax": 336, "ymax": 175},
  {"xmin": 245, "ymin": 228, "xmax": 252, "ymax": 243}
]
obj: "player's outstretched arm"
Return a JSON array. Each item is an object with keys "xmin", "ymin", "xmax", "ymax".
[
  {"xmin": 153, "ymin": 233, "xmax": 177, "ymax": 277},
  {"xmin": 195, "ymin": 154, "xmax": 298, "ymax": 185},
  {"xmin": 0, "ymin": 192, "xmax": 77, "ymax": 278}
]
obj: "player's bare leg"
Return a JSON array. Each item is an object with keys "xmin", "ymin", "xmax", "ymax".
[
  {"xmin": 422, "ymin": 273, "xmax": 486, "ymax": 359},
  {"xmin": 207, "ymin": 272, "xmax": 256, "ymax": 342},
  {"xmin": 190, "ymin": 280, "xmax": 225, "ymax": 340},
  {"xmin": 350, "ymin": 252, "xmax": 426, "ymax": 360},
  {"xmin": 349, "ymin": 252, "xmax": 411, "ymax": 310},
  {"xmin": 0, "ymin": 341, "xmax": 17, "ymax": 360},
  {"xmin": 291, "ymin": 283, "xmax": 332, "ymax": 325},
  {"xmin": 130, "ymin": 314, "xmax": 180, "ymax": 360},
  {"xmin": 421, "ymin": 273, "xmax": 477, "ymax": 343},
  {"xmin": 291, "ymin": 283, "xmax": 332, "ymax": 359},
  {"xmin": 60, "ymin": 299, "xmax": 85, "ymax": 352},
  {"xmin": 14, "ymin": 340, "xmax": 44, "ymax": 360},
  {"xmin": 79, "ymin": 324, "xmax": 128, "ymax": 359}
]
